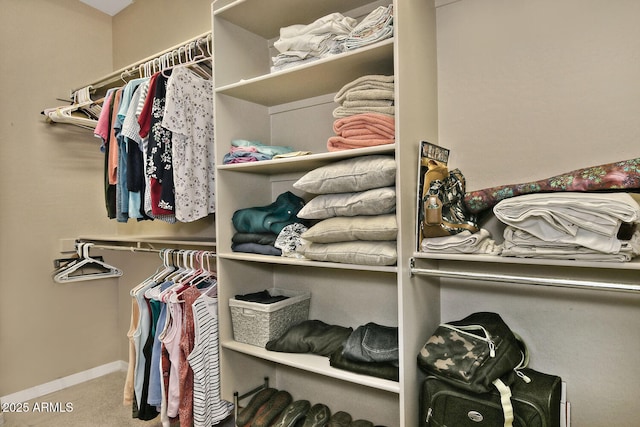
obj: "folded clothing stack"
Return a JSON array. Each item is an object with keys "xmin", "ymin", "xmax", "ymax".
[
  {"xmin": 266, "ymin": 319, "xmax": 399, "ymax": 382},
  {"xmin": 271, "ymin": 12, "xmax": 357, "ymax": 72},
  {"xmin": 223, "ymin": 139, "xmax": 300, "ymax": 164},
  {"xmin": 329, "ymin": 75, "xmax": 395, "ymax": 152},
  {"xmin": 231, "ymin": 191, "xmax": 308, "ymax": 256},
  {"xmin": 342, "ymin": 4, "xmax": 394, "ymax": 51},
  {"xmin": 293, "ymin": 155, "xmax": 398, "ymax": 266},
  {"xmin": 494, "ymin": 192, "xmax": 640, "ymax": 261}
]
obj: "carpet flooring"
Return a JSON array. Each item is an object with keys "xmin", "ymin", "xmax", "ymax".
[{"xmin": 2, "ymin": 371, "xmax": 234, "ymax": 427}]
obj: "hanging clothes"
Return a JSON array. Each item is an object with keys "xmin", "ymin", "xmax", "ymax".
[
  {"xmin": 126, "ymin": 251, "xmax": 232, "ymax": 425},
  {"xmin": 162, "ymin": 66, "xmax": 216, "ymax": 223}
]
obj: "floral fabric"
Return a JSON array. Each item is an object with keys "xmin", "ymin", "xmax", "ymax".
[
  {"xmin": 463, "ymin": 157, "xmax": 640, "ymax": 214},
  {"xmin": 162, "ymin": 67, "xmax": 215, "ymax": 223}
]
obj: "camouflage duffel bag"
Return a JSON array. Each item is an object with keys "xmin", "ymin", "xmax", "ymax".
[
  {"xmin": 417, "ymin": 312, "xmax": 529, "ymax": 427},
  {"xmin": 417, "ymin": 312, "xmax": 527, "ymax": 392}
]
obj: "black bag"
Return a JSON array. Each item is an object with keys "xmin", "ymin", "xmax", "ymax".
[{"xmin": 420, "ymin": 368, "xmax": 562, "ymax": 427}]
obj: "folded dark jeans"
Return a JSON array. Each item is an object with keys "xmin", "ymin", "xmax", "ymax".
[
  {"xmin": 329, "ymin": 346, "xmax": 399, "ymax": 382},
  {"xmin": 342, "ymin": 322, "xmax": 398, "ymax": 365},
  {"xmin": 266, "ymin": 320, "xmax": 353, "ymax": 357}
]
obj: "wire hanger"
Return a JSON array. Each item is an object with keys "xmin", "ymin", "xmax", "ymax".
[{"xmin": 53, "ymin": 243, "xmax": 123, "ymax": 283}]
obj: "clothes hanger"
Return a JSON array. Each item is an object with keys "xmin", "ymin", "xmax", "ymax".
[
  {"xmin": 170, "ymin": 251, "xmax": 217, "ymax": 303},
  {"xmin": 131, "ymin": 249, "xmax": 176, "ymax": 298},
  {"xmin": 53, "ymin": 243, "xmax": 123, "ymax": 283},
  {"xmin": 44, "ymin": 86, "xmax": 102, "ymax": 129}
]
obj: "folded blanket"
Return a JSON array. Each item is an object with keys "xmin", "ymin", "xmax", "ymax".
[
  {"xmin": 464, "ymin": 157, "xmax": 640, "ymax": 214},
  {"xmin": 334, "ymin": 74, "xmax": 394, "ymax": 104},
  {"xmin": 346, "ymin": 88, "xmax": 394, "ymax": 102},
  {"xmin": 502, "ymin": 227, "xmax": 640, "ymax": 261},
  {"xmin": 333, "ymin": 112, "xmax": 395, "ymax": 137},
  {"xmin": 343, "ymin": 99, "xmax": 394, "ymax": 109},
  {"xmin": 420, "ymin": 229, "xmax": 501, "ymax": 255},
  {"xmin": 327, "ymin": 136, "xmax": 395, "ymax": 151},
  {"xmin": 333, "ymin": 105, "xmax": 395, "ymax": 118},
  {"xmin": 493, "ymin": 192, "xmax": 640, "ymax": 254},
  {"xmin": 328, "ymin": 112, "xmax": 395, "ymax": 151}
]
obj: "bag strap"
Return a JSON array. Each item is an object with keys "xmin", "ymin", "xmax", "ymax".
[{"xmin": 492, "ymin": 378, "xmax": 514, "ymax": 427}]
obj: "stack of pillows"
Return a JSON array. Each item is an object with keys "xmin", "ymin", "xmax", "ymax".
[{"xmin": 293, "ymin": 155, "xmax": 398, "ymax": 266}]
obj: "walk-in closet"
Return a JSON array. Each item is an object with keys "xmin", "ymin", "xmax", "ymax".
[{"xmin": 1, "ymin": 0, "xmax": 638, "ymax": 426}]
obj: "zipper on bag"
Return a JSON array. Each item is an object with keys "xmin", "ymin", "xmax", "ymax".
[{"xmin": 441, "ymin": 323, "xmax": 496, "ymax": 357}]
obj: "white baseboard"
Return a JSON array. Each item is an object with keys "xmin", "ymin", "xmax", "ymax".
[{"xmin": 0, "ymin": 360, "xmax": 127, "ymax": 403}]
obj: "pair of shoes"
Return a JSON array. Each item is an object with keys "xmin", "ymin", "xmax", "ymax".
[
  {"xmin": 271, "ymin": 400, "xmax": 311, "ymax": 427},
  {"xmin": 328, "ymin": 411, "xmax": 352, "ymax": 427},
  {"xmin": 251, "ymin": 390, "xmax": 293, "ymax": 427},
  {"xmin": 300, "ymin": 403, "xmax": 331, "ymax": 427},
  {"xmin": 236, "ymin": 388, "xmax": 277, "ymax": 426}
]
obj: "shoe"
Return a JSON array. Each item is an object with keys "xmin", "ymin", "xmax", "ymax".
[
  {"xmin": 349, "ymin": 421, "xmax": 373, "ymax": 427},
  {"xmin": 270, "ymin": 400, "xmax": 311, "ymax": 427},
  {"xmin": 236, "ymin": 388, "xmax": 277, "ymax": 426},
  {"xmin": 301, "ymin": 403, "xmax": 331, "ymax": 427},
  {"xmin": 251, "ymin": 390, "xmax": 293, "ymax": 427},
  {"xmin": 328, "ymin": 411, "xmax": 352, "ymax": 427}
]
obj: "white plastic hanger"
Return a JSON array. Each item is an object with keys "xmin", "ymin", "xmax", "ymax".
[
  {"xmin": 44, "ymin": 86, "xmax": 102, "ymax": 129},
  {"xmin": 53, "ymin": 243, "xmax": 123, "ymax": 283}
]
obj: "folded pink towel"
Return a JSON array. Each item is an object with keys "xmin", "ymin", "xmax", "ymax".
[
  {"xmin": 333, "ymin": 113, "xmax": 395, "ymax": 136},
  {"xmin": 327, "ymin": 136, "xmax": 395, "ymax": 151},
  {"xmin": 327, "ymin": 113, "xmax": 396, "ymax": 151}
]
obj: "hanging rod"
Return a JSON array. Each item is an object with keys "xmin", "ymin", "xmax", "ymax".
[
  {"xmin": 409, "ymin": 260, "xmax": 640, "ymax": 294},
  {"xmin": 70, "ymin": 31, "xmax": 211, "ymax": 97},
  {"xmin": 76, "ymin": 241, "xmax": 216, "ymax": 256}
]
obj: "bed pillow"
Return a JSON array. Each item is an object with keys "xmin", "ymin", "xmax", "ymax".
[
  {"xmin": 301, "ymin": 214, "xmax": 397, "ymax": 243},
  {"xmin": 300, "ymin": 241, "xmax": 397, "ymax": 266},
  {"xmin": 297, "ymin": 187, "xmax": 396, "ymax": 220},
  {"xmin": 293, "ymin": 155, "xmax": 396, "ymax": 194}
]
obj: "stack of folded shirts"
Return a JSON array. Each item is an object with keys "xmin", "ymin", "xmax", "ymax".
[
  {"xmin": 271, "ymin": 12, "xmax": 357, "ymax": 71},
  {"xmin": 328, "ymin": 75, "xmax": 395, "ymax": 152},
  {"xmin": 293, "ymin": 155, "xmax": 398, "ymax": 266},
  {"xmin": 494, "ymin": 192, "xmax": 640, "ymax": 261},
  {"xmin": 342, "ymin": 4, "xmax": 394, "ymax": 51},
  {"xmin": 223, "ymin": 139, "xmax": 297, "ymax": 164}
]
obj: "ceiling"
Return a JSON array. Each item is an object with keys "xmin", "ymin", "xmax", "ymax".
[{"xmin": 80, "ymin": 0, "xmax": 133, "ymax": 16}]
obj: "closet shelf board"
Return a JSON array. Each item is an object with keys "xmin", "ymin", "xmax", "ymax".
[
  {"xmin": 213, "ymin": 0, "xmax": 376, "ymax": 39},
  {"xmin": 222, "ymin": 340, "xmax": 401, "ymax": 393},
  {"xmin": 217, "ymin": 144, "xmax": 396, "ymax": 174},
  {"xmin": 215, "ymin": 39, "xmax": 394, "ymax": 106},
  {"xmin": 219, "ymin": 252, "xmax": 398, "ymax": 273}
]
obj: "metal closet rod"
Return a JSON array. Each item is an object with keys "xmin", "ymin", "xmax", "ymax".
[
  {"xmin": 70, "ymin": 31, "xmax": 212, "ymax": 96},
  {"xmin": 78, "ymin": 242, "xmax": 216, "ymax": 256},
  {"xmin": 409, "ymin": 264, "xmax": 640, "ymax": 294}
]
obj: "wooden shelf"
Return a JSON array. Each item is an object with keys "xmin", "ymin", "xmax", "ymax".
[
  {"xmin": 222, "ymin": 340, "xmax": 401, "ymax": 394},
  {"xmin": 216, "ymin": 39, "xmax": 394, "ymax": 106}
]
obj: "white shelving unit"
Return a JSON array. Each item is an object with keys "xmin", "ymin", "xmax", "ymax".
[{"xmin": 212, "ymin": 0, "xmax": 438, "ymax": 425}]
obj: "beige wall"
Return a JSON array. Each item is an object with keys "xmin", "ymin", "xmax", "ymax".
[
  {"xmin": 436, "ymin": 1, "xmax": 640, "ymax": 425},
  {"xmin": 0, "ymin": 0, "xmax": 212, "ymax": 397},
  {"xmin": 0, "ymin": 0, "xmax": 116, "ymax": 395}
]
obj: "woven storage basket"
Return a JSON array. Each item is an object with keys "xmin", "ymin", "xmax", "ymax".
[{"xmin": 229, "ymin": 288, "xmax": 311, "ymax": 347}]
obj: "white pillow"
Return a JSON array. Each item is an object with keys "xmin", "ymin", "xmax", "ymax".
[
  {"xmin": 297, "ymin": 187, "xmax": 396, "ymax": 220},
  {"xmin": 293, "ymin": 155, "xmax": 396, "ymax": 194},
  {"xmin": 300, "ymin": 241, "xmax": 397, "ymax": 266},
  {"xmin": 301, "ymin": 214, "xmax": 397, "ymax": 243}
]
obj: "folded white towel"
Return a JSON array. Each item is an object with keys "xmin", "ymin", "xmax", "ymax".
[{"xmin": 421, "ymin": 229, "xmax": 501, "ymax": 255}]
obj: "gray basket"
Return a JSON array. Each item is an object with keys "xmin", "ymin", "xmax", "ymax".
[{"xmin": 229, "ymin": 288, "xmax": 311, "ymax": 347}]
